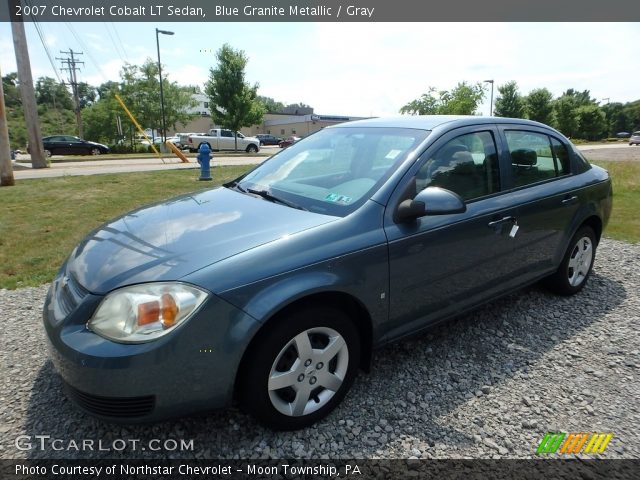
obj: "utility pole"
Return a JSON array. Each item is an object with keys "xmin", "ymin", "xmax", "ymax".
[
  {"xmin": 0, "ymin": 65, "xmax": 16, "ymax": 186},
  {"xmin": 58, "ymin": 49, "xmax": 84, "ymax": 138},
  {"xmin": 11, "ymin": 19, "xmax": 47, "ymax": 168}
]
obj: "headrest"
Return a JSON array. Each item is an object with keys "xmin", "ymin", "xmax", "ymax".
[{"xmin": 511, "ymin": 148, "xmax": 537, "ymax": 166}]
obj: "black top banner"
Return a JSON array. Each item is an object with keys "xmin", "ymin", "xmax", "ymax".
[{"xmin": 1, "ymin": 0, "xmax": 640, "ymax": 22}]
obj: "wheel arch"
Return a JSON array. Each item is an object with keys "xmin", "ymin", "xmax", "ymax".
[
  {"xmin": 580, "ymin": 215, "xmax": 602, "ymax": 246},
  {"xmin": 233, "ymin": 290, "xmax": 374, "ymax": 402}
]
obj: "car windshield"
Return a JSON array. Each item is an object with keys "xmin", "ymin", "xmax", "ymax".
[
  {"xmin": 633, "ymin": 132, "xmax": 640, "ymax": 136},
  {"xmin": 233, "ymin": 127, "xmax": 429, "ymax": 216}
]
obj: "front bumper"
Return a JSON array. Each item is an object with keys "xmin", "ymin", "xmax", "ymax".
[{"xmin": 43, "ymin": 271, "xmax": 261, "ymax": 422}]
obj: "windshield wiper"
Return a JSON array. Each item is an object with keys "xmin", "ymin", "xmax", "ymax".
[
  {"xmin": 246, "ymin": 188, "xmax": 308, "ymax": 211},
  {"xmin": 226, "ymin": 181, "xmax": 247, "ymax": 193}
]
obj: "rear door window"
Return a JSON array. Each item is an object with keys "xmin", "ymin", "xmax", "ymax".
[{"xmin": 505, "ymin": 131, "xmax": 570, "ymax": 188}]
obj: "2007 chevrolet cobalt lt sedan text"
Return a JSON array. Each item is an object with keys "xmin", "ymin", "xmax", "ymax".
[{"xmin": 45, "ymin": 116, "xmax": 612, "ymax": 430}]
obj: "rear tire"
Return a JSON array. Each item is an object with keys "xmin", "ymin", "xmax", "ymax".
[
  {"xmin": 545, "ymin": 226, "xmax": 596, "ymax": 296},
  {"xmin": 43, "ymin": 149, "xmax": 52, "ymax": 157},
  {"xmin": 239, "ymin": 306, "xmax": 360, "ymax": 430}
]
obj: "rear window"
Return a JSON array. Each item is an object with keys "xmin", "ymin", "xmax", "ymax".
[{"xmin": 633, "ymin": 132, "xmax": 640, "ymax": 136}]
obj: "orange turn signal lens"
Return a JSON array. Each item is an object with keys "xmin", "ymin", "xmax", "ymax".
[
  {"xmin": 161, "ymin": 293, "xmax": 178, "ymax": 328},
  {"xmin": 137, "ymin": 301, "xmax": 160, "ymax": 326}
]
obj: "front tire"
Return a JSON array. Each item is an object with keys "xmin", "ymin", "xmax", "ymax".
[
  {"xmin": 545, "ymin": 226, "xmax": 596, "ymax": 296},
  {"xmin": 239, "ymin": 306, "xmax": 360, "ymax": 430},
  {"xmin": 246, "ymin": 144, "xmax": 259, "ymax": 153},
  {"xmin": 90, "ymin": 148, "xmax": 101, "ymax": 155}
]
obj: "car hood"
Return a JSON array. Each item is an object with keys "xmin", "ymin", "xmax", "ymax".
[{"xmin": 66, "ymin": 187, "xmax": 337, "ymax": 294}]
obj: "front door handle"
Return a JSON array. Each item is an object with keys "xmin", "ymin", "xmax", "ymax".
[
  {"xmin": 562, "ymin": 195, "xmax": 578, "ymax": 205},
  {"xmin": 487, "ymin": 216, "xmax": 516, "ymax": 228}
]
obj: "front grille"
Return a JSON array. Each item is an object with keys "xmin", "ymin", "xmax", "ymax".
[
  {"xmin": 58, "ymin": 275, "xmax": 89, "ymax": 315},
  {"xmin": 64, "ymin": 383, "xmax": 155, "ymax": 418},
  {"xmin": 56, "ymin": 271, "xmax": 89, "ymax": 317}
]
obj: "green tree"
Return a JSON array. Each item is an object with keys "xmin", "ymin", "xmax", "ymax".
[
  {"xmin": 82, "ymin": 90, "xmax": 122, "ymax": 144},
  {"xmin": 525, "ymin": 88, "xmax": 554, "ymax": 124},
  {"xmin": 77, "ymin": 82, "xmax": 97, "ymax": 108},
  {"xmin": 438, "ymin": 82, "xmax": 485, "ymax": 115},
  {"xmin": 257, "ymin": 96, "xmax": 285, "ymax": 113},
  {"xmin": 2, "ymin": 73, "xmax": 21, "ymax": 108},
  {"xmin": 493, "ymin": 81, "xmax": 525, "ymax": 118},
  {"xmin": 119, "ymin": 59, "xmax": 196, "ymax": 139},
  {"xmin": 400, "ymin": 82, "xmax": 485, "ymax": 115},
  {"xmin": 96, "ymin": 80, "xmax": 120, "ymax": 100},
  {"xmin": 623, "ymin": 100, "xmax": 640, "ymax": 131},
  {"xmin": 205, "ymin": 44, "xmax": 265, "ymax": 151},
  {"xmin": 562, "ymin": 88, "xmax": 596, "ymax": 107},
  {"xmin": 553, "ymin": 96, "xmax": 579, "ymax": 138},
  {"xmin": 399, "ymin": 87, "xmax": 440, "ymax": 115},
  {"xmin": 35, "ymin": 77, "xmax": 73, "ymax": 109},
  {"xmin": 601, "ymin": 102, "xmax": 629, "ymax": 136},
  {"xmin": 576, "ymin": 104, "xmax": 606, "ymax": 140}
]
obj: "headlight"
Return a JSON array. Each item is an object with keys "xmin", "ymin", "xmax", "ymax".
[{"xmin": 88, "ymin": 283, "xmax": 209, "ymax": 343}]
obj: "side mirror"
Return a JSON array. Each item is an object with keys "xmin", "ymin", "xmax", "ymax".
[{"xmin": 395, "ymin": 187, "xmax": 466, "ymax": 222}]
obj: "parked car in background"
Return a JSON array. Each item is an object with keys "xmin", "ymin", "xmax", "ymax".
[
  {"xmin": 29, "ymin": 136, "xmax": 109, "ymax": 156},
  {"xmin": 279, "ymin": 135, "xmax": 301, "ymax": 148},
  {"xmin": 256, "ymin": 134, "xmax": 282, "ymax": 146},
  {"xmin": 181, "ymin": 129, "xmax": 260, "ymax": 153},
  {"xmin": 615, "ymin": 132, "xmax": 631, "ymax": 138},
  {"xmin": 44, "ymin": 116, "xmax": 611, "ymax": 430},
  {"xmin": 629, "ymin": 132, "xmax": 640, "ymax": 146}
]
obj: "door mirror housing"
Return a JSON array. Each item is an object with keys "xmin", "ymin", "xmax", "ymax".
[{"xmin": 396, "ymin": 187, "xmax": 466, "ymax": 222}]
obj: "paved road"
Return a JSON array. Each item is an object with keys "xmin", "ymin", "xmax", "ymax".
[
  {"xmin": 9, "ymin": 143, "xmax": 637, "ymax": 180},
  {"xmin": 12, "ymin": 155, "xmax": 268, "ymax": 179}
]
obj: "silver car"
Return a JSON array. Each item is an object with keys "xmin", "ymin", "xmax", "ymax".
[{"xmin": 630, "ymin": 131, "xmax": 640, "ymax": 146}]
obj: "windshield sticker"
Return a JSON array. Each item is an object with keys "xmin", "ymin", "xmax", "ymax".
[
  {"xmin": 385, "ymin": 149, "xmax": 403, "ymax": 160},
  {"xmin": 325, "ymin": 193, "xmax": 353, "ymax": 204}
]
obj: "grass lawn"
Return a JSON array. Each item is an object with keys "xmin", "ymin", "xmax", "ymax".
[
  {"xmin": 591, "ymin": 160, "xmax": 640, "ymax": 244},
  {"xmin": 0, "ymin": 160, "xmax": 637, "ymax": 290},
  {"xmin": 0, "ymin": 165, "xmax": 251, "ymax": 290}
]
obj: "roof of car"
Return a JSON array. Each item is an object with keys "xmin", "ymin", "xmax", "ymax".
[{"xmin": 335, "ymin": 115, "xmax": 552, "ymax": 131}]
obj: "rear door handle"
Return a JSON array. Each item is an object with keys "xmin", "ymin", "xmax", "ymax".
[
  {"xmin": 487, "ymin": 216, "xmax": 516, "ymax": 228},
  {"xmin": 562, "ymin": 195, "xmax": 578, "ymax": 205}
]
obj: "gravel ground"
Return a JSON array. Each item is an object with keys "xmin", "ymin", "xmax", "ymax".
[
  {"xmin": 0, "ymin": 239, "xmax": 638, "ymax": 460},
  {"xmin": 581, "ymin": 145, "xmax": 640, "ymax": 162}
]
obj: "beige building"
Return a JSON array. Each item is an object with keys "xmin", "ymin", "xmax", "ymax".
[
  {"xmin": 174, "ymin": 107, "xmax": 366, "ymax": 138},
  {"xmin": 241, "ymin": 112, "xmax": 367, "ymax": 138}
]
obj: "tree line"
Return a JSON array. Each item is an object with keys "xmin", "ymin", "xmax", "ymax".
[
  {"xmin": 401, "ymin": 81, "xmax": 640, "ymax": 140},
  {"xmin": 4, "ymin": 44, "xmax": 306, "ymax": 151}
]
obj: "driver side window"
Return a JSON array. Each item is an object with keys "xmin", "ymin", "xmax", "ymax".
[{"xmin": 416, "ymin": 131, "xmax": 500, "ymax": 202}]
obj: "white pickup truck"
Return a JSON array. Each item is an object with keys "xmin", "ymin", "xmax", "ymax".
[{"xmin": 181, "ymin": 129, "xmax": 261, "ymax": 153}]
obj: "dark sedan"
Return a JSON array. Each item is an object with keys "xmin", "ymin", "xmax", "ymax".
[
  {"xmin": 45, "ymin": 116, "xmax": 611, "ymax": 430},
  {"xmin": 38, "ymin": 135, "xmax": 109, "ymax": 156},
  {"xmin": 256, "ymin": 134, "xmax": 282, "ymax": 146}
]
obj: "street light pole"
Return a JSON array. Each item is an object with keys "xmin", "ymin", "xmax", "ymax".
[
  {"xmin": 484, "ymin": 79, "xmax": 494, "ymax": 116},
  {"xmin": 155, "ymin": 28, "xmax": 174, "ymax": 143}
]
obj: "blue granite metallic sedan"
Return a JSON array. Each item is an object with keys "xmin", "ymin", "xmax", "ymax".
[{"xmin": 44, "ymin": 116, "xmax": 612, "ymax": 430}]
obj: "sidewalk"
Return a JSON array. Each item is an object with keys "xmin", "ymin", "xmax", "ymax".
[{"xmin": 12, "ymin": 155, "xmax": 268, "ymax": 179}]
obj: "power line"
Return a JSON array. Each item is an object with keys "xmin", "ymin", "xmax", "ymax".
[
  {"xmin": 57, "ymin": 49, "xmax": 84, "ymax": 137},
  {"xmin": 64, "ymin": 22, "xmax": 109, "ymax": 82},
  {"xmin": 106, "ymin": 22, "xmax": 129, "ymax": 63},
  {"xmin": 25, "ymin": 0, "xmax": 62, "ymax": 83}
]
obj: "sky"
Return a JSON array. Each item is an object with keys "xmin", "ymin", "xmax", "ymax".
[{"xmin": 1, "ymin": 22, "xmax": 639, "ymax": 117}]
